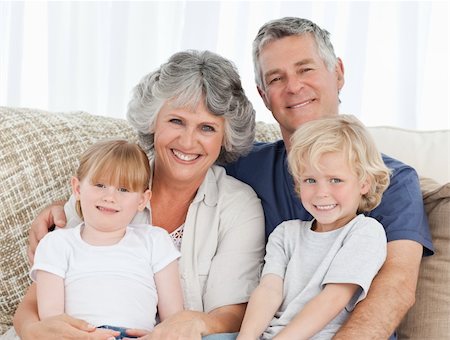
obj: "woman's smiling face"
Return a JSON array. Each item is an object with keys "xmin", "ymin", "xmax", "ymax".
[{"xmin": 152, "ymin": 100, "xmax": 225, "ymax": 185}]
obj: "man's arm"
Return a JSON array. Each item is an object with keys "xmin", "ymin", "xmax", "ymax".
[{"xmin": 333, "ymin": 240, "xmax": 422, "ymax": 339}]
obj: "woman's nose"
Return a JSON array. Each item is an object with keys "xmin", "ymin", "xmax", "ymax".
[{"xmin": 178, "ymin": 127, "xmax": 196, "ymax": 148}]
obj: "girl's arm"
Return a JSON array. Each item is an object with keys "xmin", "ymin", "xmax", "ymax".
[
  {"xmin": 274, "ymin": 283, "xmax": 359, "ymax": 340},
  {"xmin": 154, "ymin": 260, "xmax": 184, "ymax": 320},
  {"xmin": 35, "ymin": 270, "xmax": 65, "ymax": 319},
  {"xmin": 237, "ymin": 274, "xmax": 284, "ymax": 340}
]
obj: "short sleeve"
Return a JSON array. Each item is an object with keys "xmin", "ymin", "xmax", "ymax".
[
  {"xmin": 150, "ymin": 228, "xmax": 181, "ymax": 274},
  {"xmin": 323, "ymin": 218, "xmax": 387, "ymax": 309},
  {"xmin": 261, "ymin": 222, "xmax": 290, "ymax": 279},
  {"xmin": 30, "ymin": 230, "xmax": 70, "ymax": 281}
]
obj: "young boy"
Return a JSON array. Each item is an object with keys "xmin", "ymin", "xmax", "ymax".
[
  {"xmin": 238, "ymin": 115, "xmax": 391, "ymax": 340},
  {"xmin": 30, "ymin": 139, "xmax": 183, "ymax": 339}
]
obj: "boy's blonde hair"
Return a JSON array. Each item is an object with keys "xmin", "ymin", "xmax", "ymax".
[
  {"xmin": 287, "ymin": 115, "xmax": 391, "ymax": 212},
  {"xmin": 74, "ymin": 139, "xmax": 151, "ymax": 218}
]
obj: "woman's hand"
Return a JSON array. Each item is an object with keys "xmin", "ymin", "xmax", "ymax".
[
  {"xmin": 28, "ymin": 202, "xmax": 67, "ymax": 263},
  {"xmin": 20, "ymin": 314, "xmax": 119, "ymax": 340},
  {"xmin": 125, "ymin": 311, "xmax": 205, "ymax": 340}
]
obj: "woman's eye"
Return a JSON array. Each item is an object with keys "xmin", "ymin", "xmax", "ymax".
[
  {"xmin": 201, "ymin": 125, "xmax": 215, "ymax": 132},
  {"xmin": 169, "ymin": 118, "xmax": 183, "ymax": 125}
]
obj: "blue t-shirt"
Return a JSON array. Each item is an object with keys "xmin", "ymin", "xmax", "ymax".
[{"xmin": 225, "ymin": 140, "xmax": 434, "ymax": 256}]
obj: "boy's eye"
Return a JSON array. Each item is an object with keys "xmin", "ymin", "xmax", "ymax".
[
  {"xmin": 304, "ymin": 178, "xmax": 316, "ymax": 184},
  {"xmin": 330, "ymin": 178, "xmax": 342, "ymax": 184}
]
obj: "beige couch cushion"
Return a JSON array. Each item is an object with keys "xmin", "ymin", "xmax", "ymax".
[
  {"xmin": 397, "ymin": 177, "xmax": 450, "ymax": 339},
  {"xmin": 0, "ymin": 107, "xmax": 137, "ymax": 334}
]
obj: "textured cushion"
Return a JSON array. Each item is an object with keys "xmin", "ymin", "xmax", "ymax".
[
  {"xmin": 397, "ymin": 177, "xmax": 450, "ymax": 339},
  {"xmin": 0, "ymin": 107, "xmax": 137, "ymax": 334}
]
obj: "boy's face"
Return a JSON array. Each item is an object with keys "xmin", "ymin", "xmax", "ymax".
[
  {"xmin": 257, "ymin": 34, "xmax": 344, "ymax": 147},
  {"xmin": 71, "ymin": 175, "xmax": 150, "ymax": 233},
  {"xmin": 298, "ymin": 151, "xmax": 369, "ymax": 232}
]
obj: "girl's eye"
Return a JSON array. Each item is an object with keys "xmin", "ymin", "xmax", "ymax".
[
  {"xmin": 95, "ymin": 183, "xmax": 106, "ymax": 188},
  {"xmin": 118, "ymin": 187, "xmax": 129, "ymax": 193},
  {"xmin": 201, "ymin": 125, "xmax": 215, "ymax": 132}
]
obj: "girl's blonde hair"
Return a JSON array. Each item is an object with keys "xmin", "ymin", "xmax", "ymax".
[
  {"xmin": 74, "ymin": 139, "xmax": 151, "ymax": 218},
  {"xmin": 287, "ymin": 115, "xmax": 391, "ymax": 212}
]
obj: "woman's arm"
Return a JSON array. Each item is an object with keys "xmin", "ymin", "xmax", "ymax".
[
  {"xmin": 35, "ymin": 271, "xmax": 64, "ymax": 319},
  {"xmin": 237, "ymin": 274, "xmax": 284, "ymax": 340},
  {"xmin": 154, "ymin": 260, "xmax": 184, "ymax": 321},
  {"xmin": 28, "ymin": 202, "xmax": 67, "ymax": 263},
  {"xmin": 274, "ymin": 283, "xmax": 359, "ymax": 340}
]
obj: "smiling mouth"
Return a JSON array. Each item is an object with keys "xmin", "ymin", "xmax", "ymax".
[
  {"xmin": 287, "ymin": 99, "xmax": 315, "ymax": 109},
  {"xmin": 172, "ymin": 149, "xmax": 200, "ymax": 161},
  {"xmin": 314, "ymin": 204, "xmax": 337, "ymax": 211},
  {"xmin": 96, "ymin": 206, "xmax": 118, "ymax": 213}
]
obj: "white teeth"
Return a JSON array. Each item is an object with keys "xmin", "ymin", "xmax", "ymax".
[
  {"xmin": 289, "ymin": 100, "xmax": 312, "ymax": 109},
  {"xmin": 315, "ymin": 204, "xmax": 336, "ymax": 210},
  {"xmin": 172, "ymin": 149, "xmax": 199, "ymax": 161}
]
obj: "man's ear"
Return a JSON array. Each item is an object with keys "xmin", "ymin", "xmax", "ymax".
[
  {"xmin": 71, "ymin": 176, "xmax": 81, "ymax": 199},
  {"xmin": 138, "ymin": 189, "xmax": 152, "ymax": 211},
  {"xmin": 336, "ymin": 57, "xmax": 345, "ymax": 91},
  {"xmin": 257, "ymin": 85, "xmax": 271, "ymax": 111}
]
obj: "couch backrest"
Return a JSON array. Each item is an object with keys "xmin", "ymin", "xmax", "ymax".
[{"xmin": 368, "ymin": 126, "xmax": 449, "ymax": 184}]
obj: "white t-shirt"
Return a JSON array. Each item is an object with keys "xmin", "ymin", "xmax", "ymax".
[{"xmin": 30, "ymin": 223, "xmax": 180, "ymax": 331}]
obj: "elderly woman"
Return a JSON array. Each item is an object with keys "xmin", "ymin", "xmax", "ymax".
[{"xmin": 12, "ymin": 50, "xmax": 265, "ymax": 340}]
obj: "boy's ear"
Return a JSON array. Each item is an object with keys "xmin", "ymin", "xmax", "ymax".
[
  {"xmin": 360, "ymin": 178, "xmax": 371, "ymax": 195},
  {"xmin": 71, "ymin": 176, "xmax": 81, "ymax": 199},
  {"xmin": 138, "ymin": 189, "xmax": 152, "ymax": 211}
]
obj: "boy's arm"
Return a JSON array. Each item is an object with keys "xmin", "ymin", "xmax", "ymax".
[
  {"xmin": 237, "ymin": 273, "xmax": 284, "ymax": 340},
  {"xmin": 333, "ymin": 240, "xmax": 422, "ymax": 339},
  {"xmin": 274, "ymin": 283, "xmax": 359, "ymax": 340},
  {"xmin": 154, "ymin": 260, "xmax": 184, "ymax": 320},
  {"xmin": 35, "ymin": 270, "xmax": 65, "ymax": 319}
]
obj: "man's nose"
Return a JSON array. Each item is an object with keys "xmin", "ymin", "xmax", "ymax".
[{"xmin": 285, "ymin": 75, "xmax": 303, "ymax": 94}]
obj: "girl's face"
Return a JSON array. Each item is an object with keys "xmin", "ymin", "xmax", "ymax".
[
  {"xmin": 152, "ymin": 100, "xmax": 225, "ymax": 187},
  {"xmin": 72, "ymin": 174, "xmax": 150, "ymax": 234},
  {"xmin": 298, "ymin": 151, "xmax": 370, "ymax": 232}
]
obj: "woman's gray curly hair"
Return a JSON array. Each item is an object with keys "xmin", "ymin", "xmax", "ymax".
[{"xmin": 127, "ymin": 50, "xmax": 256, "ymax": 164}]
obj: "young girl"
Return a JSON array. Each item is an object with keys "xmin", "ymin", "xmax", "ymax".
[
  {"xmin": 30, "ymin": 139, "xmax": 183, "ymax": 339},
  {"xmin": 238, "ymin": 115, "xmax": 391, "ymax": 340}
]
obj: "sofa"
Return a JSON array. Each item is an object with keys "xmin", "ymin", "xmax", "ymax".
[{"xmin": 1, "ymin": 106, "xmax": 449, "ymax": 339}]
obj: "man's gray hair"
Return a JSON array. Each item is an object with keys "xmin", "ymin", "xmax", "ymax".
[
  {"xmin": 127, "ymin": 50, "xmax": 255, "ymax": 164},
  {"xmin": 253, "ymin": 17, "xmax": 338, "ymax": 89}
]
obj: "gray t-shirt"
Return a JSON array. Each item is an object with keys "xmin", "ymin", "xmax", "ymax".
[{"xmin": 261, "ymin": 214, "xmax": 387, "ymax": 339}]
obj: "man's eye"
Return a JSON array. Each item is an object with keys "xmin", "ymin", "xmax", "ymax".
[
  {"xmin": 268, "ymin": 76, "xmax": 281, "ymax": 84},
  {"xmin": 300, "ymin": 68, "xmax": 313, "ymax": 74}
]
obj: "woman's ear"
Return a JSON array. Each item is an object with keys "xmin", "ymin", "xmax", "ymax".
[{"xmin": 71, "ymin": 176, "xmax": 81, "ymax": 199}]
